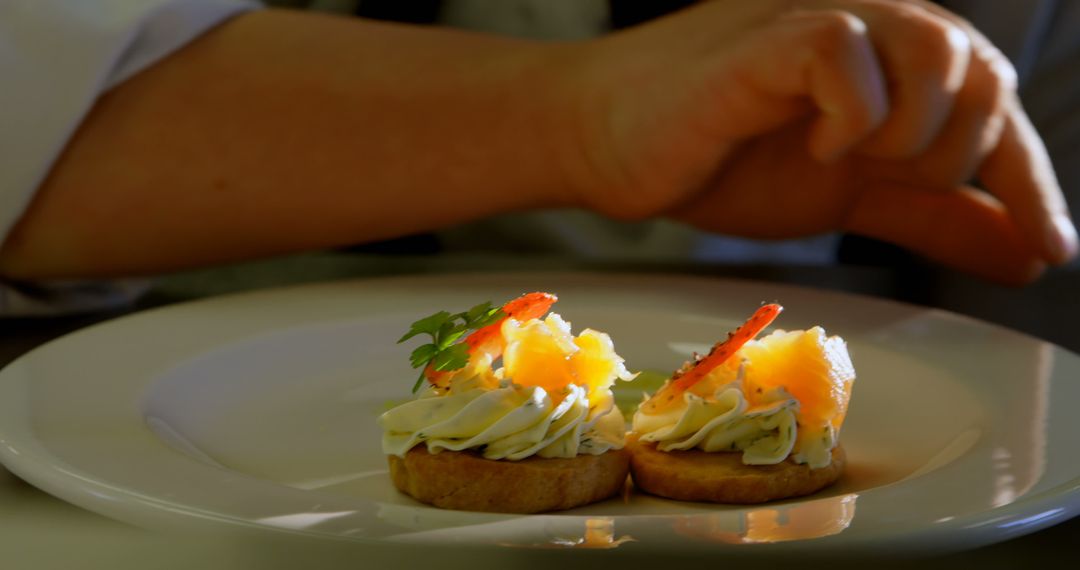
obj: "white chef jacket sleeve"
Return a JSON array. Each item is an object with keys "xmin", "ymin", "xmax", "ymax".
[{"xmin": 0, "ymin": 0, "xmax": 259, "ymax": 316}]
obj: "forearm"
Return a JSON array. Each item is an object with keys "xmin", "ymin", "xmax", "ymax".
[{"xmin": 0, "ymin": 9, "xmax": 580, "ymax": 279}]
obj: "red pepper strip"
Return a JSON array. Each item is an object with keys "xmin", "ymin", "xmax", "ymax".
[
  {"xmin": 669, "ymin": 302, "xmax": 781, "ymax": 392},
  {"xmin": 644, "ymin": 303, "xmax": 782, "ymax": 412},
  {"xmin": 464, "ymin": 292, "xmax": 558, "ymax": 353},
  {"xmin": 669, "ymin": 303, "xmax": 783, "ymax": 392}
]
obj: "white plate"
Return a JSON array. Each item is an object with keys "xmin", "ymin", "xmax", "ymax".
[{"xmin": 1, "ymin": 272, "xmax": 1078, "ymax": 558}]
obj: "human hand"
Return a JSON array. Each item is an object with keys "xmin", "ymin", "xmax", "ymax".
[{"xmin": 560, "ymin": 0, "xmax": 1077, "ymax": 284}]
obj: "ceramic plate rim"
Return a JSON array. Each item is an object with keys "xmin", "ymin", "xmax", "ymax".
[{"xmin": 1, "ymin": 271, "xmax": 1078, "ymax": 556}]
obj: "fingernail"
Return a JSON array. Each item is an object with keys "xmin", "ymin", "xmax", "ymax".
[{"xmin": 1049, "ymin": 213, "xmax": 1079, "ymax": 264}]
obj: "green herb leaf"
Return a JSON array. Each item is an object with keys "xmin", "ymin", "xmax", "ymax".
[
  {"xmin": 436, "ymin": 321, "xmax": 461, "ymax": 350},
  {"xmin": 410, "ymin": 371, "xmax": 427, "ymax": 394},
  {"xmin": 469, "ymin": 301, "xmax": 505, "ymax": 328},
  {"xmin": 465, "ymin": 301, "xmax": 495, "ymax": 323},
  {"xmin": 398, "ymin": 302, "xmax": 507, "ymax": 393},
  {"xmin": 440, "ymin": 328, "xmax": 468, "ymax": 348},
  {"xmin": 472, "ymin": 308, "xmax": 505, "ymax": 330},
  {"xmin": 408, "ymin": 344, "xmax": 439, "ymax": 369},
  {"xmin": 432, "ymin": 343, "xmax": 470, "ymax": 372},
  {"xmin": 397, "ymin": 311, "xmax": 452, "ymax": 344}
]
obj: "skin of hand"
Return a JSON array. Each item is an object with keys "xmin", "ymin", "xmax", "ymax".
[
  {"xmin": 564, "ymin": 0, "xmax": 1078, "ymax": 284},
  {"xmin": 0, "ymin": 0, "xmax": 1074, "ymax": 284}
]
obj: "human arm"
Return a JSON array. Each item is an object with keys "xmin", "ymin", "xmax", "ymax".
[
  {"xmin": 2, "ymin": 1, "xmax": 1075, "ymax": 284},
  {"xmin": 0, "ymin": 8, "xmax": 580, "ymax": 279}
]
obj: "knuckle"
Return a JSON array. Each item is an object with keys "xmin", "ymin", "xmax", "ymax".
[
  {"xmin": 987, "ymin": 50, "xmax": 1019, "ymax": 92},
  {"xmin": 939, "ymin": 21, "xmax": 972, "ymax": 55},
  {"xmin": 957, "ymin": 65, "xmax": 1004, "ymax": 113},
  {"xmin": 893, "ymin": 7, "xmax": 970, "ymax": 73},
  {"xmin": 979, "ymin": 68, "xmax": 1008, "ymax": 110},
  {"xmin": 909, "ymin": 28, "xmax": 960, "ymax": 71},
  {"xmin": 802, "ymin": 10, "xmax": 867, "ymax": 57},
  {"xmin": 962, "ymin": 52, "xmax": 1015, "ymax": 114}
]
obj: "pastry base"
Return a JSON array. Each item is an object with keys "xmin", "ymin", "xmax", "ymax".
[
  {"xmin": 627, "ymin": 435, "xmax": 845, "ymax": 504},
  {"xmin": 388, "ymin": 446, "xmax": 630, "ymax": 513}
]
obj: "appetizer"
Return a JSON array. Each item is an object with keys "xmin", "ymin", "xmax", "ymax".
[
  {"xmin": 380, "ymin": 292, "xmax": 634, "ymax": 513},
  {"xmin": 628, "ymin": 304, "xmax": 855, "ymax": 504}
]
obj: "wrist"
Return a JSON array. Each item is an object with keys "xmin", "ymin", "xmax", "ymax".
[
  {"xmin": 530, "ymin": 38, "xmax": 643, "ymax": 218},
  {"xmin": 505, "ymin": 42, "xmax": 598, "ymax": 213}
]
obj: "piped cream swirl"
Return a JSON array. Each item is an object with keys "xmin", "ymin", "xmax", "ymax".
[
  {"xmin": 633, "ymin": 378, "xmax": 802, "ymax": 465},
  {"xmin": 380, "ymin": 382, "xmax": 624, "ymax": 460},
  {"xmin": 633, "ymin": 380, "xmax": 838, "ymax": 468}
]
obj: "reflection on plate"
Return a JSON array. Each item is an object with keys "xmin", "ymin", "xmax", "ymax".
[
  {"xmin": 670, "ymin": 493, "xmax": 858, "ymax": 545},
  {"xmin": 0, "ymin": 272, "xmax": 1078, "ymax": 558}
]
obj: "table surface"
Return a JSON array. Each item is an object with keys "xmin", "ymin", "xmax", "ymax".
[{"xmin": 3, "ymin": 252, "xmax": 1078, "ymax": 569}]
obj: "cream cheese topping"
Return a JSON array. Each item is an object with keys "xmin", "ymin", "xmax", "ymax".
[
  {"xmin": 380, "ymin": 382, "xmax": 625, "ymax": 460},
  {"xmin": 632, "ymin": 369, "xmax": 837, "ymax": 469}
]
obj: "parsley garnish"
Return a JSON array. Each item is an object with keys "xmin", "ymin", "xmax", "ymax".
[{"xmin": 398, "ymin": 301, "xmax": 505, "ymax": 392}]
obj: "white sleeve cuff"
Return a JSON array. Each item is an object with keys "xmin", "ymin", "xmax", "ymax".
[
  {"xmin": 0, "ymin": 0, "xmax": 259, "ymax": 244},
  {"xmin": 0, "ymin": 0, "xmax": 259, "ymax": 316}
]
